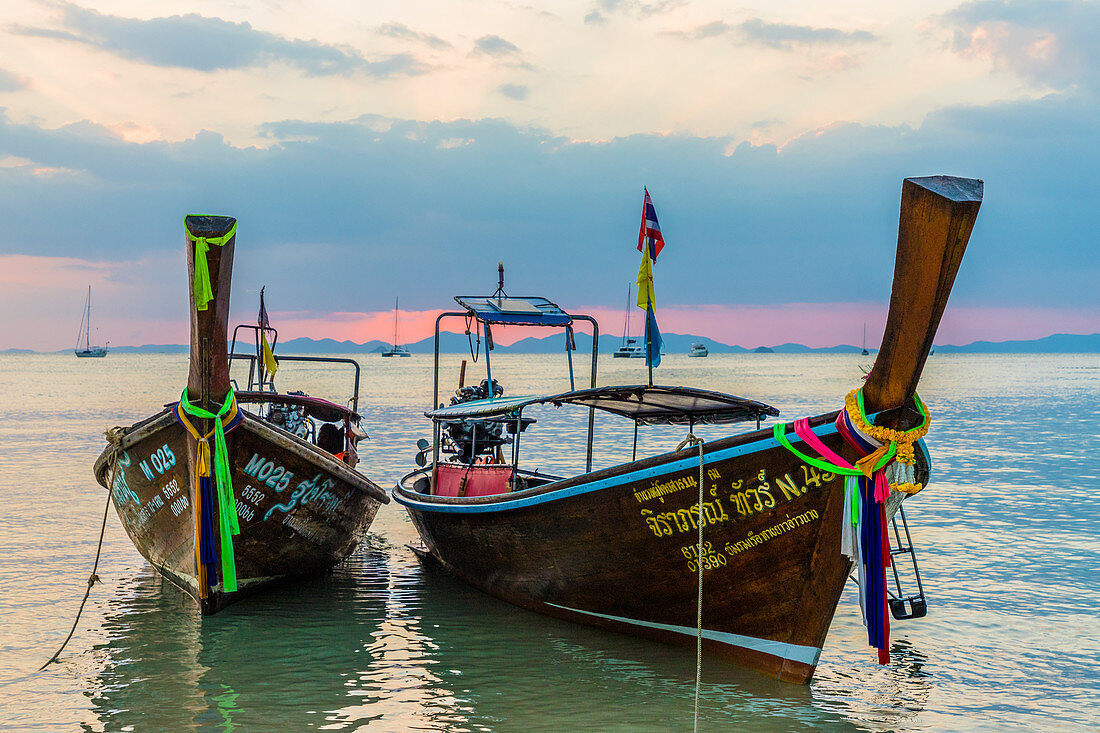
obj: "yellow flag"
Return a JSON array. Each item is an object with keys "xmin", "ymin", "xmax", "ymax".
[
  {"xmin": 636, "ymin": 241, "xmax": 656, "ymax": 311},
  {"xmin": 261, "ymin": 332, "xmax": 279, "ymax": 375}
]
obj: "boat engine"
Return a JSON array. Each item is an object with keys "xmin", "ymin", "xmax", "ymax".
[
  {"xmin": 443, "ymin": 379, "xmax": 508, "ymax": 463},
  {"xmin": 266, "ymin": 390, "xmax": 311, "ymax": 439}
]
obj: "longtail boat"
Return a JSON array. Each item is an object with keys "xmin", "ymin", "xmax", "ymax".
[
  {"xmin": 94, "ymin": 215, "xmax": 389, "ymax": 614},
  {"xmin": 393, "ymin": 176, "xmax": 982, "ymax": 682}
]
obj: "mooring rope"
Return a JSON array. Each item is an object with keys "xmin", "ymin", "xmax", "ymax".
[
  {"xmin": 39, "ymin": 488, "xmax": 111, "ymax": 671},
  {"xmin": 678, "ymin": 431, "xmax": 705, "ymax": 732}
]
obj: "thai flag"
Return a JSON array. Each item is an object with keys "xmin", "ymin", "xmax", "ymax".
[
  {"xmin": 637, "ymin": 188, "xmax": 665, "ymax": 262},
  {"xmin": 258, "ymin": 287, "xmax": 278, "ymax": 376},
  {"xmin": 635, "ymin": 189, "xmax": 664, "ymax": 369}
]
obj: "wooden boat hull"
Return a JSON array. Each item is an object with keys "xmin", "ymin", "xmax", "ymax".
[
  {"xmin": 395, "ymin": 411, "xmax": 925, "ymax": 683},
  {"xmin": 96, "ymin": 407, "xmax": 388, "ymax": 614}
]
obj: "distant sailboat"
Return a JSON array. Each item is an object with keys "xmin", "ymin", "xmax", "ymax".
[
  {"xmin": 861, "ymin": 323, "xmax": 870, "ymax": 356},
  {"xmin": 612, "ymin": 284, "xmax": 645, "ymax": 358},
  {"xmin": 75, "ymin": 285, "xmax": 108, "ymax": 358},
  {"xmin": 381, "ymin": 297, "xmax": 411, "ymax": 357}
]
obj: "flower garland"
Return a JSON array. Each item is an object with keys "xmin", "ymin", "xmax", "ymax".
[
  {"xmin": 842, "ymin": 388, "xmax": 930, "ymax": 494},
  {"xmin": 844, "ymin": 388, "xmax": 929, "ymax": 465}
]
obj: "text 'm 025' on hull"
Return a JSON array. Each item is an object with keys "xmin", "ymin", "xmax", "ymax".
[
  {"xmin": 94, "ymin": 215, "xmax": 388, "ymax": 614},
  {"xmin": 393, "ymin": 176, "xmax": 982, "ymax": 682}
]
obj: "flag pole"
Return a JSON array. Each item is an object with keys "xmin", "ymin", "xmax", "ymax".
[{"xmin": 646, "ymin": 308, "xmax": 653, "ymax": 386}]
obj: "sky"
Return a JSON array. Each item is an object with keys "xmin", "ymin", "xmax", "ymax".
[{"xmin": 0, "ymin": 0, "xmax": 1097, "ymax": 351}]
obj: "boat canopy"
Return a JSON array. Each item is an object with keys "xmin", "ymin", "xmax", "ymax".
[
  {"xmin": 427, "ymin": 385, "xmax": 779, "ymax": 426},
  {"xmin": 454, "ymin": 295, "xmax": 573, "ymax": 327}
]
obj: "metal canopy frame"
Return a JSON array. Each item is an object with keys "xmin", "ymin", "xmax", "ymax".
[
  {"xmin": 229, "ymin": 324, "xmax": 362, "ymax": 416},
  {"xmin": 430, "ymin": 285, "xmax": 600, "ymax": 491}
]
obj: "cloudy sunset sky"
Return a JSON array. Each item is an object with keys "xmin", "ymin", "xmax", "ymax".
[{"xmin": 0, "ymin": 0, "xmax": 1096, "ymax": 350}]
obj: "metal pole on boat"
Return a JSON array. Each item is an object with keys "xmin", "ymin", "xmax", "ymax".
[
  {"xmin": 432, "ymin": 311, "xmax": 467, "ymax": 492},
  {"xmin": 432, "ymin": 313, "xmax": 444, "ymax": 491},
  {"xmin": 574, "ymin": 315, "xmax": 599, "ymax": 473},
  {"xmin": 565, "ymin": 326, "xmax": 576, "ymax": 391},
  {"xmin": 646, "ymin": 311, "xmax": 654, "ymax": 387},
  {"xmin": 484, "ymin": 323, "xmax": 493, "ymax": 392}
]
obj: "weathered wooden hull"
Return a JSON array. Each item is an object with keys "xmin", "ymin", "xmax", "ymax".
[
  {"xmin": 95, "ymin": 407, "xmax": 388, "ymax": 614},
  {"xmin": 394, "ymin": 412, "xmax": 925, "ymax": 683}
]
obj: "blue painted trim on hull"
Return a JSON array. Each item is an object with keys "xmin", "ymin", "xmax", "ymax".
[
  {"xmin": 392, "ymin": 419, "xmax": 868, "ymax": 514},
  {"xmin": 545, "ymin": 602, "xmax": 822, "ymax": 667}
]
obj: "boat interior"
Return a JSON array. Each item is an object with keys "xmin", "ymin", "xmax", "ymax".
[
  {"xmin": 407, "ymin": 270, "xmax": 781, "ymax": 499},
  {"xmin": 229, "ymin": 322, "xmax": 368, "ymax": 467}
]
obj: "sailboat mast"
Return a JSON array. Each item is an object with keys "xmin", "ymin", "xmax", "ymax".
[
  {"xmin": 393, "ymin": 297, "xmax": 399, "ymax": 348},
  {"xmin": 623, "ymin": 284, "xmax": 631, "ymax": 344},
  {"xmin": 85, "ymin": 285, "xmax": 92, "ymax": 350}
]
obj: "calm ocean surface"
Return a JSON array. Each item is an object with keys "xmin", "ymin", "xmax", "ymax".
[{"xmin": 0, "ymin": 352, "xmax": 1097, "ymax": 732}]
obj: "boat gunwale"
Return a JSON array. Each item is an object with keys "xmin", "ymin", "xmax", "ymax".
[{"xmin": 393, "ymin": 407, "xmax": 884, "ymax": 513}]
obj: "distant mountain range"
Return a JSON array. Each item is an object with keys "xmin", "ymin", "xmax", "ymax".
[{"xmin": 9, "ymin": 332, "xmax": 1098, "ymax": 354}]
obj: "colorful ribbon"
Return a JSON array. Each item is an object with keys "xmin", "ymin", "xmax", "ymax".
[
  {"xmin": 178, "ymin": 387, "xmax": 241, "ymax": 592},
  {"xmin": 186, "ymin": 220, "xmax": 237, "ymax": 311},
  {"xmin": 772, "ymin": 388, "xmax": 932, "ymax": 666}
]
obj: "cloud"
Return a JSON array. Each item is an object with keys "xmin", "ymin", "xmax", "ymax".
[
  {"xmin": 668, "ymin": 18, "xmax": 876, "ymax": 48},
  {"xmin": 472, "ymin": 34, "xmax": 522, "ymax": 58},
  {"xmin": 0, "ymin": 68, "xmax": 30, "ymax": 92},
  {"xmin": 11, "ymin": 1, "xmax": 427, "ymax": 77},
  {"xmin": 376, "ymin": 22, "xmax": 452, "ymax": 50},
  {"xmin": 943, "ymin": 0, "xmax": 1099, "ymax": 91},
  {"xmin": 585, "ymin": 0, "xmax": 682, "ymax": 22},
  {"xmin": 739, "ymin": 18, "xmax": 876, "ymax": 48},
  {"xmin": 470, "ymin": 34, "xmax": 532, "ymax": 69},
  {"xmin": 498, "ymin": 83, "xmax": 529, "ymax": 100},
  {"xmin": 0, "ymin": 90, "xmax": 1096, "ymax": 347}
]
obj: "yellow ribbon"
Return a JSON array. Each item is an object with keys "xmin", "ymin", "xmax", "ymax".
[{"xmin": 855, "ymin": 443, "xmax": 891, "ymax": 479}]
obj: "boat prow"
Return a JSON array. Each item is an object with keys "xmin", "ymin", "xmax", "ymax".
[{"xmin": 94, "ymin": 214, "xmax": 389, "ymax": 614}]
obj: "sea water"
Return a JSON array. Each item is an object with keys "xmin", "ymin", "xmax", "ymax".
[{"xmin": 0, "ymin": 352, "xmax": 1096, "ymax": 732}]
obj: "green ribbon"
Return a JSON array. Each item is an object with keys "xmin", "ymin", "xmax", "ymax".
[
  {"xmin": 180, "ymin": 387, "xmax": 240, "ymax": 592},
  {"xmin": 187, "ymin": 221, "xmax": 237, "ymax": 311},
  {"xmin": 855, "ymin": 388, "xmax": 930, "ymax": 434},
  {"xmin": 772, "ymin": 423, "xmax": 895, "ymax": 477}
]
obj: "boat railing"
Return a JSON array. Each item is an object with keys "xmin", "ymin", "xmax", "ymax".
[{"xmin": 228, "ymin": 350, "xmax": 362, "ymax": 416}]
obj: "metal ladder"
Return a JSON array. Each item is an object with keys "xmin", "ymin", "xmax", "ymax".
[{"xmin": 887, "ymin": 504, "xmax": 928, "ymax": 619}]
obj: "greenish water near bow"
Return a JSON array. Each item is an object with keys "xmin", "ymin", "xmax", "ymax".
[{"xmin": 0, "ymin": 352, "xmax": 1096, "ymax": 731}]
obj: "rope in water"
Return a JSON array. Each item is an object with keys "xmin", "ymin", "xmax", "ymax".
[
  {"xmin": 678, "ymin": 431, "xmax": 705, "ymax": 733},
  {"xmin": 39, "ymin": 488, "xmax": 111, "ymax": 671}
]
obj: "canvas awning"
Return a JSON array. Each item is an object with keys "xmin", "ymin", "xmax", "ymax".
[{"xmin": 427, "ymin": 385, "xmax": 779, "ymax": 426}]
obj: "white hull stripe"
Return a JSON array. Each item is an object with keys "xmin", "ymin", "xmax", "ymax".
[{"xmin": 545, "ymin": 602, "xmax": 822, "ymax": 667}]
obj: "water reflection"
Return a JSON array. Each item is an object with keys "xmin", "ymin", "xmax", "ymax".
[
  {"xmin": 84, "ymin": 534, "xmax": 920, "ymax": 732},
  {"xmin": 85, "ymin": 539, "xmax": 392, "ymax": 731},
  {"xmin": 4, "ymin": 353, "xmax": 1098, "ymax": 731}
]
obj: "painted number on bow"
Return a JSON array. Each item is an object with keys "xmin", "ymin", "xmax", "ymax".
[{"xmin": 139, "ymin": 444, "xmax": 177, "ymax": 481}]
